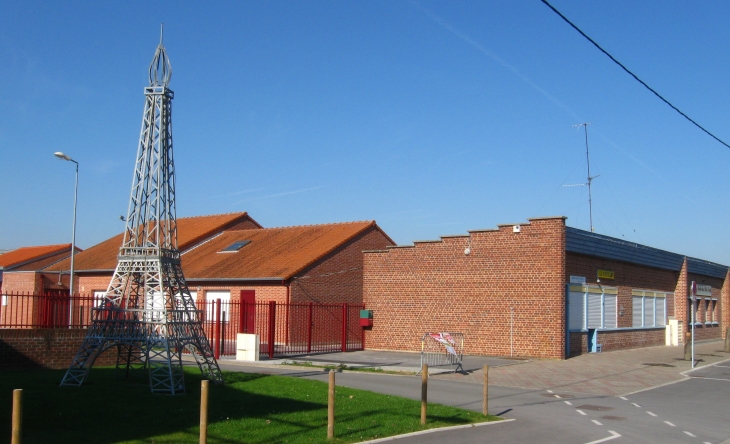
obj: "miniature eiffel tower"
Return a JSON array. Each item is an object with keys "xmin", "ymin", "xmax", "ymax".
[{"xmin": 61, "ymin": 29, "xmax": 224, "ymax": 393}]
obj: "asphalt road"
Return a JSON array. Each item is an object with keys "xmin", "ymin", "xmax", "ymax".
[{"xmin": 212, "ymin": 360, "xmax": 730, "ymax": 444}]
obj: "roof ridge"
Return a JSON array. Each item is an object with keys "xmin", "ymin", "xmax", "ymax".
[
  {"xmin": 177, "ymin": 212, "xmax": 247, "ymax": 220},
  {"xmin": 266, "ymin": 220, "xmax": 374, "ymax": 230},
  {"xmin": 8, "ymin": 243, "xmax": 72, "ymax": 251}
]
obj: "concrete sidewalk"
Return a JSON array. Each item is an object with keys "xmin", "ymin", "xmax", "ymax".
[
  {"xmin": 212, "ymin": 340, "xmax": 729, "ymax": 397},
  {"xmin": 236, "ymin": 349, "xmax": 521, "ymax": 374},
  {"xmin": 434, "ymin": 340, "xmax": 730, "ymax": 396}
]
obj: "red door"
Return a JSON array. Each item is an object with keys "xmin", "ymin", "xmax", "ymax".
[{"xmin": 239, "ymin": 290, "xmax": 256, "ymax": 333}]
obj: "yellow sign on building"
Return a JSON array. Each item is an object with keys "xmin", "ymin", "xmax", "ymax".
[{"xmin": 597, "ymin": 269, "xmax": 615, "ymax": 280}]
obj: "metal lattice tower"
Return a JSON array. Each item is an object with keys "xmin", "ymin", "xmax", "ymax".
[{"xmin": 61, "ymin": 29, "xmax": 224, "ymax": 393}]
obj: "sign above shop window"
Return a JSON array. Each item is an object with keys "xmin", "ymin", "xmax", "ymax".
[
  {"xmin": 597, "ymin": 270, "xmax": 615, "ymax": 280},
  {"xmin": 570, "ymin": 276, "xmax": 586, "ymax": 284},
  {"xmin": 697, "ymin": 284, "xmax": 712, "ymax": 296}
]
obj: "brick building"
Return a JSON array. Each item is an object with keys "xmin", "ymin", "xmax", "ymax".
[
  {"xmin": 36, "ymin": 213, "xmax": 394, "ymax": 307},
  {"xmin": 0, "ymin": 244, "xmax": 82, "ymax": 294},
  {"xmin": 363, "ymin": 216, "xmax": 729, "ymax": 359}
]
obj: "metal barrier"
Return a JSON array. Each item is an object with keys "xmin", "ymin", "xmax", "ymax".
[{"xmin": 420, "ymin": 332, "xmax": 464, "ymax": 373}]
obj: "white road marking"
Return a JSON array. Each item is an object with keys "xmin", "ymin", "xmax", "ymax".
[
  {"xmin": 576, "ymin": 409, "xmax": 587, "ymax": 416},
  {"xmin": 664, "ymin": 421, "xmax": 676, "ymax": 427},
  {"xmin": 592, "ymin": 420, "xmax": 603, "ymax": 426},
  {"xmin": 647, "ymin": 411, "xmax": 657, "ymax": 417},
  {"xmin": 583, "ymin": 431, "xmax": 621, "ymax": 444},
  {"xmin": 687, "ymin": 376, "xmax": 730, "ymax": 382},
  {"xmin": 631, "ymin": 403, "xmax": 641, "ymax": 408},
  {"xmin": 547, "ymin": 390, "xmax": 553, "ymax": 393},
  {"xmin": 684, "ymin": 431, "xmax": 696, "ymax": 437},
  {"xmin": 714, "ymin": 364, "xmax": 730, "ymax": 368},
  {"xmin": 564, "ymin": 401, "xmax": 572, "ymax": 405},
  {"xmin": 619, "ymin": 396, "xmax": 628, "ymax": 400},
  {"xmin": 555, "ymin": 395, "xmax": 562, "ymax": 398}
]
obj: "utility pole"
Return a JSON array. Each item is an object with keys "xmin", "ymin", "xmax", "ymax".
[{"xmin": 573, "ymin": 123, "xmax": 599, "ymax": 232}]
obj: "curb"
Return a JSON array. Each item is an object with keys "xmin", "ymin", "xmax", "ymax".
[{"xmin": 355, "ymin": 418, "xmax": 516, "ymax": 443}]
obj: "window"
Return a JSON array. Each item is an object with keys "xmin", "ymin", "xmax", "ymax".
[
  {"xmin": 93, "ymin": 290, "xmax": 107, "ymax": 308},
  {"xmin": 567, "ymin": 285, "xmax": 617, "ymax": 330},
  {"xmin": 219, "ymin": 240, "xmax": 251, "ymax": 253},
  {"xmin": 632, "ymin": 290, "xmax": 668, "ymax": 328},
  {"xmin": 206, "ymin": 290, "xmax": 231, "ymax": 322}
]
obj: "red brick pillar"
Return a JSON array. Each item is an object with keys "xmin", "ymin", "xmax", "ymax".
[{"xmin": 674, "ymin": 258, "xmax": 689, "ymax": 342}]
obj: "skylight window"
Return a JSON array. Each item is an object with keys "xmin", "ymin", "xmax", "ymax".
[{"xmin": 219, "ymin": 240, "xmax": 251, "ymax": 253}]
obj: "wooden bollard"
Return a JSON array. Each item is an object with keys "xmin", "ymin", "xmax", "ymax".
[
  {"xmin": 483, "ymin": 365, "xmax": 489, "ymax": 416},
  {"xmin": 200, "ymin": 380, "xmax": 209, "ymax": 444},
  {"xmin": 12, "ymin": 389, "xmax": 22, "ymax": 444},
  {"xmin": 725, "ymin": 327, "xmax": 730, "ymax": 353},
  {"xmin": 421, "ymin": 364, "xmax": 428, "ymax": 425},
  {"xmin": 684, "ymin": 331, "xmax": 692, "ymax": 361},
  {"xmin": 328, "ymin": 370, "xmax": 335, "ymax": 439}
]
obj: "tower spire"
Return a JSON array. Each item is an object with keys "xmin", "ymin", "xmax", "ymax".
[
  {"xmin": 61, "ymin": 34, "xmax": 223, "ymax": 394},
  {"xmin": 149, "ymin": 24, "xmax": 172, "ymax": 87}
]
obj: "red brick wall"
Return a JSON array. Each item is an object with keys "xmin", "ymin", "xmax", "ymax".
[
  {"xmin": 1, "ymin": 272, "xmax": 42, "ymax": 294},
  {"xmin": 0, "ymin": 329, "xmax": 116, "ymax": 370},
  {"xmin": 674, "ymin": 259, "xmax": 688, "ymax": 341},
  {"xmin": 290, "ymin": 227, "xmax": 393, "ymax": 305},
  {"xmin": 363, "ymin": 217, "xmax": 566, "ymax": 359},
  {"xmin": 569, "ymin": 328, "xmax": 665, "ymax": 355}
]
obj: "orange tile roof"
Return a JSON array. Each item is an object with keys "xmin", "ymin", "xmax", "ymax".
[
  {"xmin": 47, "ymin": 213, "xmax": 257, "ymax": 272},
  {"xmin": 182, "ymin": 221, "xmax": 379, "ymax": 280},
  {"xmin": 0, "ymin": 244, "xmax": 75, "ymax": 270}
]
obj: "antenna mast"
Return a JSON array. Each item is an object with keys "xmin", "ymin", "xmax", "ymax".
[{"xmin": 572, "ymin": 123, "xmax": 598, "ymax": 232}]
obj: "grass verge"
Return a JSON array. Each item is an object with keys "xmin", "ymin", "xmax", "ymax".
[{"xmin": 0, "ymin": 367, "xmax": 499, "ymax": 443}]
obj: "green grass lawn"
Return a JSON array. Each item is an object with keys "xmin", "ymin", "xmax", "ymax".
[{"xmin": 0, "ymin": 367, "xmax": 499, "ymax": 443}]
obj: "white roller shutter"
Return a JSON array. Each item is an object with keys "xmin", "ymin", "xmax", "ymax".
[
  {"xmin": 632, "ymin": 296, "xmax": 643, "ymax": 327},
  {"xmin": 587, "ymin": 293, "xmax": 602, "ymax": 328},
  {"xmin": 568, "ymin": 291, "xmax": 585, "ymax": 330},
  {"xmin": 603, "ymin": 294, "xmax": 617, "ymax": 329},
  {"xmin": 644, "ymin": 297, "xmax": 655, "ymax": 327},
  {"xmin": 656, "ymin": 298, "xmax": 666, "ymax": 326}
]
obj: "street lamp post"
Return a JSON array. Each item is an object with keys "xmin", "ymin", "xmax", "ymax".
[{"xmin": 54, "ymin": 152, "xmax": 78, "ymax": 327}]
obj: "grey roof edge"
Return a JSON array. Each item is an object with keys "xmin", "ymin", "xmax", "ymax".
[
  {"xmin": 413, "ymin": 239, "xmax": 442, "ymax": 244},
  {"xmin": 387, "ymin": 245, "xmax": 415, "ymax": 249},
  {"xmin": 440, "ymin": 234, "xmax": 469, "ymax": 239},
  {"xmin": 527, "ymin": 216, "xmax": 568, "ymax": 222},
  {"xmin": 363, "ymin": 249, "xmax": 390, "ymax": 254},
  {"xmin": 566, "ymin": 227, "xmax": 729, "ymax": 279},
  {"xmin": 468, "ymin": 228, "xmax": 499, "ymax": 233}
]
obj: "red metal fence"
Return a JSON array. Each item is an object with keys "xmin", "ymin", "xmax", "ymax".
[
  {"xmin": 199, "ymin": 300, "xmax": 365, "ymax": 359},
  {"xmin": 0, "ymin": 293, "xmax": 364, "ymax": 358}
]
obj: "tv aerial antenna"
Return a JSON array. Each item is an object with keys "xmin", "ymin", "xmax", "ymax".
[{"xmin": 564, "ymin": 123, "xmax": 599, "ymax": 232}]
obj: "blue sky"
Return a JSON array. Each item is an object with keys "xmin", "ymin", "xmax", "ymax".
[{"xmin": 2, "ymin": 1, "xmax": 730, "ymax": 265}]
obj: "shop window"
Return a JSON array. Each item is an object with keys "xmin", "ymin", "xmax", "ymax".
[
  {"xmin": 632, "ymin": 290, "xmax": 668, "ymax": 328},
  {"xmin": 567, "ymin": 285, "xmax": 617, "ymax": 330}
]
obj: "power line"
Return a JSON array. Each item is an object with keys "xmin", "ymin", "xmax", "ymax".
[{"xmin": 540, "ymin": 0, "xmax": 730, "ymax": 150}]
